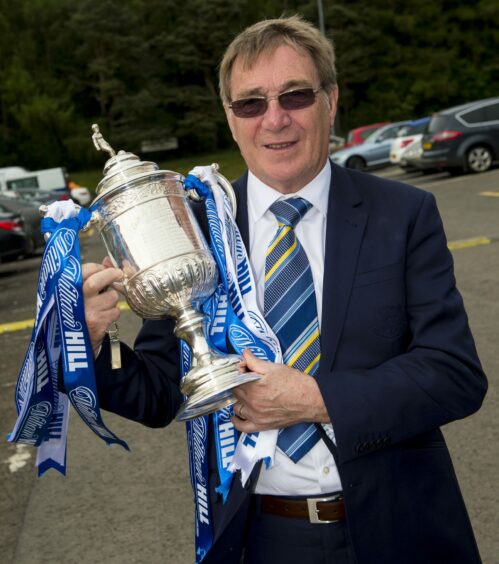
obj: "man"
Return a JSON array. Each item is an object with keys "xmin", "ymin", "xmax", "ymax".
[{"xmin": 83, "ymin": 16, "xmax": 487, "ymax": 564}]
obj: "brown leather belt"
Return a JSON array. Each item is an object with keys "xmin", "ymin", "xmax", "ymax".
[{"xmin": 260, "ymin": 494, "xmax": 345, "ymax": 524}]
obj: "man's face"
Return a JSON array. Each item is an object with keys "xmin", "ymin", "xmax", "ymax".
[{"xmin": 225, "ymin": 44, "xmax": 338, "ymax": 194}]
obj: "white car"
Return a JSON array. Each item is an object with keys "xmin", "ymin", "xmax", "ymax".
[
  {"xmin": 390, "ymin": 117, "xmax": 429, "ymax": 166},
  {"xmin": 399, "ymin": 138, "xmax": 423, "ymax": 170}
]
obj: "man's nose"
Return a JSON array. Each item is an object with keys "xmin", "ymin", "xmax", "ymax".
[{"xmin": 261, "ymin": 98, "xmax": 292, "ymax": 130}]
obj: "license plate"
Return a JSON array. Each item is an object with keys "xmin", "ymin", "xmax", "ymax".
[{"xmin": 422, "ymin": 142, "xmax": 432, "ymax": 150}]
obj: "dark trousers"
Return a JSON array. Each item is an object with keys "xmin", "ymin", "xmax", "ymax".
[{"xmin": 242, "ymin": 496, "xmax": 356, "ymax": 564}]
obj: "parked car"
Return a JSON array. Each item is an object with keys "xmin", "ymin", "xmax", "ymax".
[
  {"xmin": 0, "ymin": 205, "xmax": 29, "ymax": 262},
  {"xmin": 0, "ymin": 195, "xmax": 45, "ymax": 254},
  {"xmin": 343, "ymin": 122, "xmax": 389, "ymax": 149},
  {"xmin": 420, "ymin": 97, "xmax": 499, "ymax": 174},
  {"xmin": 329, "ymin": 133, "xmax": 345, "ymax": 153},
  {"xmin": 399, "ymin": 138, "xmax": 424, "ymax": 171},
  {"xmin": 0, "ymin": 166, "xmax": 88, "ymax": 203},
  {"xmin": 331, "ymin": 121, "xmax": 411, "ymax": 171},
  {"xmin": 390, "ymin": 117, "xmax": 430, "ymax": 166},
  {"xmin": 8, "ymin": 188, "xmax": 70, "ymax": 206}
]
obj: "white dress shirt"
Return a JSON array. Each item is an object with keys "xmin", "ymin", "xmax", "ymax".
[{"xmin": 246, "ymin": 161, "xmax": 343, "ymax": 496}]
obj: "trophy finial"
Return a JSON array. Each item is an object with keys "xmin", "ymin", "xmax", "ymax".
[{"xmin": 92, "ymin": 124, "xmax": 116, "ymax": 158}]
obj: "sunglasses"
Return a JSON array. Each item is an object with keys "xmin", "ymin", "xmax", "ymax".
[{"xmin": 228, "ymin": 87, "xmax": 323, "ymax": 118}]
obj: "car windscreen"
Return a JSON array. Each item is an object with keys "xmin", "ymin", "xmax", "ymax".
[
  {"xmin": 360, "ymin": 128, "xmax": 378, "ymax": 140},
  {"xmin": 363, "ymin": 130, "xmax": 379, "ymax": 144}
]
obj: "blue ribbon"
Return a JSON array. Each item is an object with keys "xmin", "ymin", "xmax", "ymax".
[
  {"xmin": 182, "ymin": 175, "xmax": 276, "ymax": 562},
  {"xmin": 9, "ymin": 207, "xmax": 128, "ymax": 476}
]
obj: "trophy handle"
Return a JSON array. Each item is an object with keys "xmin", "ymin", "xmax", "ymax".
[
  {"xmin": 186, "ymin": 163, "xmax": 237, "ymax": 217},
  {"xmin": 210, "ymin": 163, "xmax": 237, "ymax": 217},
  {"xmin": 39, "ymin": 205, "xmax": 102, "ymax": 241}
]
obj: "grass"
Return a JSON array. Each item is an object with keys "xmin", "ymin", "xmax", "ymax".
[{"xmin": 70, "ymin": 148, "xmax": 246, "ymax": 196}]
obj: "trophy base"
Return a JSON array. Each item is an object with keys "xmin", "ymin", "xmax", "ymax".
[{"xmin": 175, "ymin": 359, "xmax": 260, "ymax": 421}]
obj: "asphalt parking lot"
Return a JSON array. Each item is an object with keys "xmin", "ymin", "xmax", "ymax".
[{"xmin": 0, "ymin": 166, "xmax": 498, "ymax": 563}]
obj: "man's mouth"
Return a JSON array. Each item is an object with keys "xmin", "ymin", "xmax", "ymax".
[{"xmin": 264, "ymin": 141, "xmax": 297, "ymax": 150}]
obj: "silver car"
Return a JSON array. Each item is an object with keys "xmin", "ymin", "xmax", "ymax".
[{"xmin": 331, "ymin": 121, "xmax": 410, "ymax": 171}]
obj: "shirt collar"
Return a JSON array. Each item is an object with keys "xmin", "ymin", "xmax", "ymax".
[{"xmin": 247, "ymin": 160, "xmax": 331, "ymax": 223}]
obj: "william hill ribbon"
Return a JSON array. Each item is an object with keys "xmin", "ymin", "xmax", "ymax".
[{"xmin": 9, "ymin": 206, "xmax": 128, "ymax": 476}]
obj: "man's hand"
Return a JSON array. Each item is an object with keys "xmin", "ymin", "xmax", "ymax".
[
  {"xmin": 82, "ymin": 258, "xmax": 123, "ymax": 357},
  {"xmin": 231, "ymin": 349, "xmax": 330, "ymax": 433}
]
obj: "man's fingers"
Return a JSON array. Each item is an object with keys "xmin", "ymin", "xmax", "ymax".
[
  {"xmin": 89, "ymin": 288, "xmax": 120, "ymax": 310},
  {"xmin": 82, "ymin": 262, "xmax": 105, "ymax": 282},
  {"xmin": 242, "ymin": 349, "xmax": 273, "ymax": 375},
  {"xmin": 83, "ymin": 267, "xmax": 124, "ymax": 297},
  {"xmin": 102, "ymin": 256, "xmax": 114, "ymax": 268}
]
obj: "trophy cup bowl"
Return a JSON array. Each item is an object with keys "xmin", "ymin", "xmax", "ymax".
[{"xmin": 84, "ymin": 125, "xmax": 259, "ymax": 421}]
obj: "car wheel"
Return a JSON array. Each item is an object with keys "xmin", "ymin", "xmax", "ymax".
[
  {"xmin": 346, "ymin": 156, "xmax": 366, "ymax": 171},
  {"xmin": 467, "ymin": 146, "xmax": 493, "ymax": 173}
]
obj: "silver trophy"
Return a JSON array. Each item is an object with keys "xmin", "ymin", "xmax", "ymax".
[{"xmin": 84, "ymin": 125, "xmax": 258, "ymax": 421}]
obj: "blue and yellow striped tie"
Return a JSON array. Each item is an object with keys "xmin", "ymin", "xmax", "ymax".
[{"xmin": 264, "ymin": 197, "xmax": 322, "ymax": 462}]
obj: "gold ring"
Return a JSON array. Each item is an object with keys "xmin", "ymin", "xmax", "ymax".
[{"xmin": 238, "ymin": 403, "xmax": 247, "ymax": 420}]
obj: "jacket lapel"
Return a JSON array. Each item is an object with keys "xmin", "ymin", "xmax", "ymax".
[{"xmin": 320, "ymin": 164, "xmax": 368, "ymax": 371}]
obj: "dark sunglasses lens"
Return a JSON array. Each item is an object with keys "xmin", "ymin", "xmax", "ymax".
[
  {"xmin": 279, "ymin": 89, "xmax": 316, "ymax": 110},
  {"xmin": 231, "ymin": 98, "xmax": 267, "ymax": 118}
]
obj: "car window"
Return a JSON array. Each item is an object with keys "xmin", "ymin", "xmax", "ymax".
[
  {"xmin": 484, "ymin": 102, "xmax": 499, "ymax": 122},
  {"xmin": 360, "ymin": 129, "xmax": 376, "ymax": 140},
  {"xmin": 427, "ymin": 115, "xmax": 449, "ymax": 133},
  {"xmin": 7, "ymin": 177, "xmax": 39, "ymax": 191},
  {"xmin": 411, "ymin": 122, "xmax": 429, "ymax": 134},
  {"xmin": 460, "ymin": 107, "xmax": 486, "ymax": 125},
  {"xmin": 397, "ymin": 126, "xmax": 411, "ymax": 137},
  {"xmin": 376, "ymin": 126, "xmax": 401, "ymax": 142}
]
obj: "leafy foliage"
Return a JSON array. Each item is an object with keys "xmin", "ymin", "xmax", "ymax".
[{"xmin": 0, "ymin": 0, "xmax": 497, "ymax": 170}]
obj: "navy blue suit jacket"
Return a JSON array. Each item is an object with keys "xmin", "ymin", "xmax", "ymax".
[{"xmin": 95, "ymin": 163, "xmax": 487, "ymax": 563}]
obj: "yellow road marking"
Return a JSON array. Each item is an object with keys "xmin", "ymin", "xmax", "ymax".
[
  {"xmin": 0, "ymin": 319, "xmax": 34, "ymax": 334},
  {"xmin": 0, "ymin": 234, "xmax": 495, "ymax": 336},
  {"xmin": 0, "ymin": 300, "xmax": 131, "ymax": 335},
  {"xmin": 447, "ymin": 236, "xmax": 492, "ymax": 250},
  {"xmin": 480, "ymin": 191, "xmax": 499, "ymax": 197}
]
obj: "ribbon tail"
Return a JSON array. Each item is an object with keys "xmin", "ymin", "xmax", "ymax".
[
  {"xmin": 37, "ymin": 454, "xmax": 67, "ymax": 477},
  {"xmin": 229, "ymin": 429, "xmax": 278, "ymax": 487}
]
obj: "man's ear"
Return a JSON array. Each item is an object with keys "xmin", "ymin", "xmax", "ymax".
[{"xmin": 224, "ymin": 105, "xmax": 238, "ymax": 143}]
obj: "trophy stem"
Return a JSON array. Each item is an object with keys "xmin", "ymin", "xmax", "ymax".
[
  {"xmin": 174, "ymin": 306, "xmax": 216, "ymax": 368},
  {"xmin": 174, "ymin": 306, "xmax": 260, "ymax": 421}
]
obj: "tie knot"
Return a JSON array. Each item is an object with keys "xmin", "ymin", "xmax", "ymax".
[{"xmin": 269, "ymin": 197, "xmax": 312, "ymax": 228}]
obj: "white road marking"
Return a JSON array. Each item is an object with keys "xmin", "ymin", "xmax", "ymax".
[{"xmin": 4, "ymin": 444, "xmax": 32, "ymax": 473}]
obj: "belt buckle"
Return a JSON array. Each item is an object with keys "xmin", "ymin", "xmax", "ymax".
[{"xmin": 306, "ymin": 494, "xmax": 343, "ymax": 524}]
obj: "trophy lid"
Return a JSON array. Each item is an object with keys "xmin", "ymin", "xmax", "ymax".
[{"xmin": 91, "ymin": 124, "xmax": 183, "ymax": 198}]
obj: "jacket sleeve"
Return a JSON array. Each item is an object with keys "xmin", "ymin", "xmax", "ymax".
[
  {"xmin": 315, "ymin": 191, "xmax": 487, "ymax": 463},
  {"xmin": 94, "ymin": 317, "xmax": 183, "ymax": 428}
]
